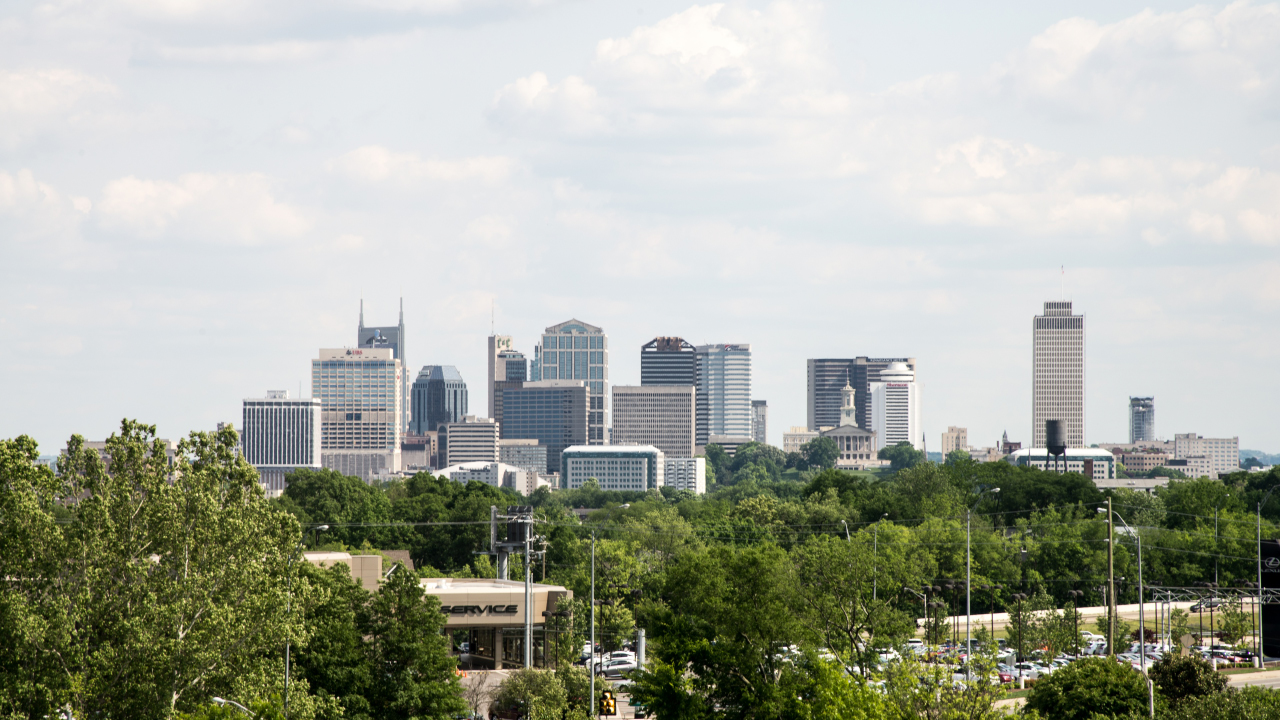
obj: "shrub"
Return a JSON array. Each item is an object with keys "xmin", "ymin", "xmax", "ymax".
[
  {"xmin": 1160, "ymin": 686, "xmax": 1280, "ymax": 720},
  {"xmin": 1148, "ymin": 653, "xmax": 1227, "ymax": 705},
  {"xmin": 1024, "ymin": 657, "xmax": 1149, "ymax": 720}
]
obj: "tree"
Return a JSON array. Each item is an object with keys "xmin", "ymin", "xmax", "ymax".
[
  {"xmin": 802, "ymin": 437, "xmax": 839, "ymax": 470},
  {"xmin": 882, "ymin": 648, "xmax": 1003, "ymax": 720},
  {"xmin": 1149, "ymin": 653, "xmax": 1227, "ymax": 705},
  {"xmin": 878, "ymin": 442, "xmax": 924, "ymax": 472},
  {"xmin": 490, "ymin": 669, "xmax": 568, "ymax": 720},
  {"xmin": 277, "ymin": 467, "xmax": 394, "ymax": 549},
  {"xmin": 789, "ymin": 533, "xmax": 919, "ymax": 673},
  {"xmin": 1218, "ymin": 600, "xmax": 1253, "ymax": 646},
  {"xmin": 363, "ymin": 562, "xmax": 467, "ymax": 718},
  {"xmin": 1160, "ymin": 686, "xmax": 1280, "ymax": 720},
  {"xmin": 0, "ymin": 422, "xmax": 316, "ymax": 719},
  {"xmin": 1024, "ymin": 657, "xmax": 1150, "ymax": 720},
  {"xmin": 293, "ymin": 563, "xmax": 374, "ymax": 719},
  {"xmin": 944, "ymin": 449, "xmax": 971, "ymax": 466}
]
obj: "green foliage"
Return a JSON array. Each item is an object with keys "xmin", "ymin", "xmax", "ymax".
[
  {"xmin": 491, "ymin": 669, "xmax": 568, "ymax": 720},
  {"xmin": 363, "ymin": 562, "xmax": 467, "ymax": 719},
  {"xmin": 0, "ymin": 422, "xmax": 312, "ymax": 719},
  {"xmin": 945, "ymin": 449, "xmax": 971, "ymax": 466},
  {"xmin": 1024, "ymin": 657, "xmax": 1150, "ymax": 720},
  {"xmin": 802, "ymin": 437, "xmax": 840, "ymax": 470},
  {"xmin": 882, "ymin": 648, "xmax": 1004, "ymax": 720},
  {"xmin": 1218, "ymin": 600, "xmax": 1253, "ymax": 646},
  {"xmin": 1149, "ymin": 653, "xmax": 1227, "ymax": 705},
  {"xmin": 1159, "ymin": 686, "xmax": 1280, "ymax": 720},
  {"xmin": 878, "ymin": 442, "xmax": 924, "ymax": 472}
]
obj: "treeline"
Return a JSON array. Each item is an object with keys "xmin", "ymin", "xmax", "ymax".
[{"xmin": 6, "ymin": 420, "xmax": 1280, "ymax": 719}]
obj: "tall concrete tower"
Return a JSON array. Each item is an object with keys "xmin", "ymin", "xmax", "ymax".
[{"xmin": 1033, "ymin": 301, "xmax": 1085, "ymax": 448}]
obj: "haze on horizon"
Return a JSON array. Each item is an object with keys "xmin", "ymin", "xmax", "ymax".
[{"xmin": 2, "ymin": 0, "xmax": 1277, "ymax": 455}]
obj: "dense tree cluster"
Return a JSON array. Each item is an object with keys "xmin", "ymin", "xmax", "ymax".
[{"xmin": 5, "ymin": 419, "xmax": 1280, "ymax": 719}]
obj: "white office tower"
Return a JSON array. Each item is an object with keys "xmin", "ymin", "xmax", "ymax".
[
  {"xmin": 313, "ymin": 348, "xmax": 403, "ymax": 481},
  {"xmin": 695, "ymin": 344, "xmax": 752, "ymax": 446},
  {"xmin": 1033, "ymin": 300, "xmax": 1085, "ymax": 449},
  {"xmin": 1129, "ymin": 397, "xmax": 1155, "ymax": 444},
  {"xmin": 869, "ymin": 361, "xmax": 920, "ymax": 451},
  {"xmin": 241, "ymin": 391, "xmax": 321, "ymax": 497},
  {"xmin": 664, "ymin": 457, "xmax": 706, "ymax": 494}
]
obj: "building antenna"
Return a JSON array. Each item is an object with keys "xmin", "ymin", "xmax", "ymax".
[
  {"xmin": 1061, "ymin": 265, "xmax": 1064, "ymax": 301},
  {"xmin": 491, "ymin": 299, "xmax": 495, "ymax": 335}
]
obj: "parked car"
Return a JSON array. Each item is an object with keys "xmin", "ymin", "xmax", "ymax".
[{"xmin": 1190, "ymin": 600, "xmax": 1223, "ymax": 613}]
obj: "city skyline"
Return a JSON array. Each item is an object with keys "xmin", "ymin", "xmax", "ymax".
[{"xmin": 4, "ymin": 1, "xmax": 1277, "ymax": 455}]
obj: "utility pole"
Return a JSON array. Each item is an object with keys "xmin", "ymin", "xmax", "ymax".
[
  {"xmin": 524, "ymin": 515, "xmax": 533, "ymax": 668},
  {"xmin": 1108, "ymin": 496, "xmax": 1116, "ymax": 656}
]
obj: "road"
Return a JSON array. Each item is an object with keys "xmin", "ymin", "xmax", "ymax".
[{"xmin": 924, "ymin": 601, "xmax": 1202, "ymax": 638}]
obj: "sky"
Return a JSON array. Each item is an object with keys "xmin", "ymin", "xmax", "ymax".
[{"xmin": 2, "ymin": 0, "xmax": 1279, "ymax": 455}]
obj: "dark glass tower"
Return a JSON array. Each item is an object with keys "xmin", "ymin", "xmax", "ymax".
[
  {"xmin": 411, "ymin": 365, "xmax": 468, "ymax": 433},
  {"xmin": 641, "ymin": 337, "xmax": 697, "ymax": 386}
]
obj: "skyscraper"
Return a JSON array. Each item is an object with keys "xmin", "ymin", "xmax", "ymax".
[
  {"xmin": 751, "ymin": 400, "xmax": 768, "ymax": 445},
  {"xmin": 1032, "ymin": 300, "xmax": 1085, "ymax": 448},
  {"xmin": 641, "ymin": 337, "xmax": 697, "ymax": 386},
  {"xmin": 695, "ymin": 344, "xmax": 751, "ymax": 446},
  {"xmin": 358, "ymin": 299, "xmax": 408, "ymax": 432},
  {"xmin": 410, "ymin": 365, "xmax": 468, "ymax": 433},
  {"xmin": 500, "ymin": 380, "xmax": 589, "ymax": 474},
  {"xmin": 312, "ymin": 347, "xmax": 403, "ymax": 480},
  {"xmin": 1129, "ymin": 397, "xmax": 1155, "ymax": 444},
  {"xmin": 533, "ymin": 320, "xmax": 608, "ymax": 444},
  {"xmin": 806, "ymin": 357, "xmax": 917, "ymax": 431},
  {"xmin": 241, "ymin": 390, "xmax": 321, "ymax": 497},
  {"xmin": 487, "ymin": 335, "xmax": 524, "ymax": 418},
  {"xmin": 869, "ymin": 361, "xmax": 920, "ymax": 451},
  {"xmin": 612, "ymin": 385, "xmax": 696, "ymax": 458}
]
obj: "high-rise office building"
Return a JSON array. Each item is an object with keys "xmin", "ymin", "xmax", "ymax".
[
  {"xmin": 487, "ymin": 335, "xmax": 527, "ymax": 418},
  {"xmin": 695, "ymin": 344, "xmax": 752, "ymax": 446},
  {"xmin": 870, "ymin": 362, "xmax": 920, "ymax": 451},
  {"xmin": 440, "ymin": 416, "xmax": 499, "ymax": 466},
  {"xmin": 410, "ymin": 365, "xmax": 468, "ymax": 433},
  {"xmin": 533, "ymin": 320, "xmax": 608, "ymax": 444},
  {"xmin": 807, "ymin": 357, "xmax": 918, "ymax": 431},
  {"xmin": 641, "ymin": 337, "xmax": 697, "ymax": 386},
  {"xmin": 241, "ymin": 391, "xmax": 321, "ymax": 497},
  {"xmin": 501, "ymin": 380, "xmax": 589, "ymax": 474},
  {"xmin": 612, "ymin": 385, "xmax": 696, "ymax": 458},
  {"xmin": 1032, "ymin": 301, "xmax": 1085, "ymax": 448},
  {"xmin": 941, "ymin": 426, "xmax": 968, "ymax": 456},
  {"xmin": 312, "ymin": 347, "xmax": 403, "ymax": 481},
  {"xmin": 751, "ymin": 400, "xmax": 768, "ymax": 445},
  {"xmin": 358, "ymin": 299, "xmax": 408, "ymax": 432},
  {"xmin": 1129, "ymin": 397, "xmax": 1155, "ymax": 444}
]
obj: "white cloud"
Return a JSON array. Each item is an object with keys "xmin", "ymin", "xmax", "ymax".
[
  {"xmin": 993, "ymin": 2, "xmax": 1280, "ymax": 118},
  {"xmin": 96, "ymin": 173, "xmax": 310, "ymax": 244},
  {"xmin": 329, "ymin": 145, "xmax": 516, "ymax": 185},
  {"xmin": 0, "ymin": 69, "xmax": 117, "ymax": 149},
  {"xmin": 490, "ymin": 2, "xmax": 849, "ymax": 144}
]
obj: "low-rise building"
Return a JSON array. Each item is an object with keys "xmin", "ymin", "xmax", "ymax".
[
  {"xmin": 562, "ymin": 445, "xmax": 664, "ymax": 491},
  {"xmin": 663, "ymin": 457, "xmax": 706, "ymax": 494},
  {"xmin": 436, "ymin": 461, "xmax": 549, "ymax": 495},
  {"xmin": 821, "ymin": 424, "xmax": 878, "ymax": 469},
  {"xmin": 1167, "ymin": 455, "xmax": 1215, "ymax": 479},
  {"xmin": 783, "ymin": 426, "xmax": 820, "ymax": 454},
  {"xmin": 499, "ymin": 438, "xmax": 548, "ymax": 475},
  {"xmin": 1174, "ymin": 433, "xmax": 1239, "ymax": 477},
  {"xmin": 1118, "ymin": 452, "xmax": 1170, "ymax": 475},
  {"xmin": 1009, "ymin": 447, "xmax": 1116, "ymax": 481}
]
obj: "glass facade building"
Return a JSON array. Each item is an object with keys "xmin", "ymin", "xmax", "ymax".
[
  {"xmin": 312, "ymin": 347, "xmax": 403, "ymax": 479},
  {"xmin": 500, "ymin": 380, "xmax": 588, "ymax": 475},
  {"xmin": 411, "ymin": 365, "xmax": 468, "ymax": 433},
  {"xmin": 532, "ymin": 319, "xmax": 608, "ymax": 444}
]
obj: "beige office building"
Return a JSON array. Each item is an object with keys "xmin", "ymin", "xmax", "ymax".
[
  {"xmin": 313, "ymin": 347, "xmax": 403, "ymax": 481},
  {"xmin": 1174, "ymin": 433, "xmax": 1239, "ymax": 477},
  {"xmin": 1032, "ymin": 301, "xmax": 1085, "ymax": 448},
  {"xmin": 441, "ymin": 416, "xmax": 499, "ymax": 466},
  {"xmin": 941, "ymin": 426, "xmax": 968, "ymax": 456},
  {"xmin": 783, "ymin": 426, "xmax": 820, "ymax": 454},
  {"xmin": 611, "ymin": 385, "xmax": 696, "ymax": 458}
]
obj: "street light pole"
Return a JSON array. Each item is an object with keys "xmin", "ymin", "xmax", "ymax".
[
  {"xmin": 590, "ymin": 531, "xmax": 596, "ymax": 717},
  {"xmin": 967, "ymin": 487, "xmax": 999, "ymax": 681},
  {"xmin": 1107, "ymin": 497, "xmax": 1116, "ymax": 656},
  {"xmin": 1103, "ymin": 509, "xmax": 1145, "ymax": 674}
]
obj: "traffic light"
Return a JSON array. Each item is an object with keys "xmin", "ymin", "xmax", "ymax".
[{"xmin": 600, "ymin": 689, "xmax": 616, "ymax": 716}]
